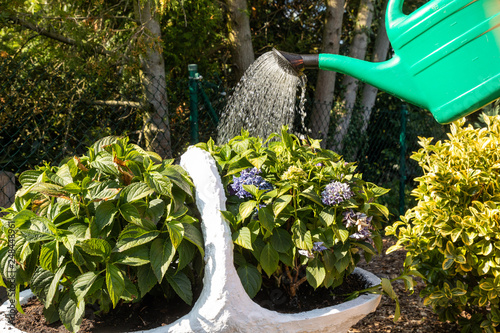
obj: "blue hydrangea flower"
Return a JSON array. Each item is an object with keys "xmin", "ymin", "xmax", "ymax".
[
  {"xmin": 321, "ymin": 181, "xmax": 354, "ymax": 206},
  {"xmin": 298, "ymin": 242, "xmax": 328, "ymax": 258},
  {"xmin": 229, "ymin": 167, "xmax": 273, "ymax": 199},
  {"xmin": 312, "ymin": 241, "xmax": 328, "ymax": 252}
]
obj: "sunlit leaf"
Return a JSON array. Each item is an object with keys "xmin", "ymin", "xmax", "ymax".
[
  {"xmin": 232, "ymin": 227, "xmax": 253, "ymax": 250},
  {"xmin": 150, "ymin": 238, "xmax": 175, "ymax": 283},
  {"xmin": 106, "ymin": 263, "xmax": 125, "ymax": 308}
]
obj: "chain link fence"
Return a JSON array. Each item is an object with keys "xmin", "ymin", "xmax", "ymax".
[
  {"xmin": 0, "ymin": 55, "xmax": 189, "ymax": 208},
  {"xmin": 0, "ymin": 55, "xmax": 448, "ymax": 219}
]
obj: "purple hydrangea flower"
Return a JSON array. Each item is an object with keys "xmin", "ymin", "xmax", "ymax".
[
  {"xmin": 342, "ymin": 209, "xmax": 374, "ymax": 243},
  {"xmin": 312, "ymin": 241, "xmax": 328, "ymax": 252},
  {"xmin": 321, "ymin": 181, "xmax": 354, "ymax": 206},
  {"xmin": 298, "ymin": 242, "xmax": 328, "ymax": 258},
  {"xmin": 349, "ymin": 228, "xmax": 372, "ymax": 241},
  {"xmin": 229, "ymin": 167, "xmax": 273, "ymax": 199}
]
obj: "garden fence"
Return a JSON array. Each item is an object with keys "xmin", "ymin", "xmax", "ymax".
[{"xmin": 0, "ymin": 56, "xmax": 448, "ymax": 219}]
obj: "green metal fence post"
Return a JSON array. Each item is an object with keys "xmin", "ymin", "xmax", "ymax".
[
  {"xmin": 188, "ymin": 64, "xmax": 199, "ymax": 144},
  {"xmin": 399, "ymin": 104, "xmax": 408, "ymax": 217},
  {"xmin": 198, "ymin": 83, "xmax": 219, "ymax": 125}
]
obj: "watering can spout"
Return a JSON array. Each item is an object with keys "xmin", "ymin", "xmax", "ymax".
[
  {"xmin": 272, "ymin": 49, "xmax": 319, "ymax": 74},
  {"xmin": 273, "ymin": 49, "xmax": 425, "ymax": 109}
]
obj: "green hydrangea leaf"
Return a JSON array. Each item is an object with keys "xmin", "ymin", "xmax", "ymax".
[
  {"xmin": 273, "ymin": 195, "xmax": 292, "ymax": 217},
  {"xmin": 233, "ymin": 227, "xmax": 253, "ymax": 250},
  {"xmin": 165, "ymin": 270, "xmax": 193, "ymax": 305},
  {"xmin": 259, "ymin": 243, "xmax": 279, "ymax": 277},
  {"xmin": 96, "ymin": 202, "xmax": 118, "ymax": 231},
  {"xmin": 167, "ymin": 221, "xmax": 185, "ymax": 249},
  {"xmin": 239, "ymin": 200, "xmax": 257, "ymax": 220},
  {"xmin": 150, "ymin": 238, "xmax": 175, "ymax": 283},
  {"xmin": 269, "ymin": 228, "xmax": 294, "ymax": 253},
  {"xmin": 115, "ymin": 225, "xmax": 160, "ymax": 252},
  {"xmin": 105, "ymin": 263, "xmax": 125, "ymax": 308},
  {"xmin": 258, "ymin": 205, "xmax": 275, "ymax": 232},
  {"xmin": 58, "ymin": 293, "xmax": 85, "ymax": 333},
  {"xmin": 237, "ymin": 264, "xmax": 262, "ymax": 298},
  {"xmin": 306, "ymin": 257, "xmax": 326, "ymax": 289}
]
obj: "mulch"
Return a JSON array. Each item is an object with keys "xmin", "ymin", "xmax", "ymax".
[{"xmin": 349, "ymin": 237, "xmax": 460, "ymax": 333}]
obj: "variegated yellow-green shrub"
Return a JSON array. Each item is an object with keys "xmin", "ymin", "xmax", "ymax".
[{"xmin": 386, "ymin": 116, "xmax": 500, "ymax": 333}]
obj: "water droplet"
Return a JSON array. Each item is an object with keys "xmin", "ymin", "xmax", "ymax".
[{"xmin": 217, "ymin": 51, "xmax": 309, "ymax": 144}]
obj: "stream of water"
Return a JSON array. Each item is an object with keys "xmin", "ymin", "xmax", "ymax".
[{"xmin": 217, "ymin": 50, "xmax": 308, "ymax": 144}]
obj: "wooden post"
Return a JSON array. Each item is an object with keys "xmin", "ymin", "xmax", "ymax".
[{"xmin": 0, "ymin": 171, "xmax": 15, "ymax": 209}]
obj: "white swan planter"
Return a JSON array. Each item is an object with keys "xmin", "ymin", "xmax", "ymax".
[{"xmin": 0, "ymin": 147, "xmax": 381, "ymax": 333}]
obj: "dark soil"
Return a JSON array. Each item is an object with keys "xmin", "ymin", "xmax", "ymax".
[
  {"xmin": 12, "ymin": 271, "xmax": 370, "ymax": 332},
  {"xmin": 13, "ymin": 293, "xmax": 193, "ymax": 333},
  {"xmin": 9, "ymin": 237, "xmax": 462, "ymax": 332},
  {"xmin": 253, "ymin": 272, "xmax": 368, "ymax": 313},
  {"xmin": 348, "ymin": 237, "xmax": 460, "ymax": 333}
]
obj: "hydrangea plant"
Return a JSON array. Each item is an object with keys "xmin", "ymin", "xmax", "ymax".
[
  {"xmin": 387, "ymin": 116, "xmax": 500, "ymax": 332},
  {"xmin": 0, "ymin": 137, "xmax": 204, "ymax": 332},
  {"xmin": 197, "ymin": 127, "xmax": 389, "ymax": 300}
]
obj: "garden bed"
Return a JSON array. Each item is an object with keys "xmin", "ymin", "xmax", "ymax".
[
  {"xmin": 3, "ymin": 237, "xmax": 461, "ymax": 333},
  {"xmin": 13, "ymin": 293, "xmax": 194, "ymax": 333},
  {"xmin": 350, "ymin": 237, "xmax": 460, "ymax": 333},
  {"xmin": 11, "ymin": 272, "xmax": 368, "ymax": 332}
]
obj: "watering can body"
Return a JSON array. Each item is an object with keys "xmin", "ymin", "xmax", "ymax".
[{"xmin": 318, "ymin": 0, "xmax": 500, "ymax": 124}]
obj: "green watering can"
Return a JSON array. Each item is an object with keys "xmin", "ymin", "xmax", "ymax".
[{"xmin": 275, "ymin": 0, "xmax": 500, "ymax": 124}]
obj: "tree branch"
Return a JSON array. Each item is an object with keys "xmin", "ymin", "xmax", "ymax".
[
  {"xmin": 8, "ymin": 13, "xmax": 112, "ymax": 57},
  {"xmin": 40, "ymin": 16, "xmax": 138, "ymax": 22},
  {"xmin": 84, "ymin": 100, "xmax": 142, "ymax": 107}
]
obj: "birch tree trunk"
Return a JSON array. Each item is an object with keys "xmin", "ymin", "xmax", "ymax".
[
  {"xmin": 227, "ymin": 0, "xmax": 255, "ymax": 81},
  {"xmin": 311, "ymin": 0, "xmax": 345, "ymax": 147},
  {"xmin": 134, "ymin": 0, "xmax": 172, "ymax": 158},
  {"xmin": 359, "ymin": 0, "xmax": 390, "ymax": 134},
  {"xmin": 332, "ymin": 0, "xmax": 374, "ymax": 152}
]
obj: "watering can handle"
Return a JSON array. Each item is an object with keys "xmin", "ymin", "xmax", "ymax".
[{"xmin": 386, "ymin": 0, "xmax": 406, "ymax": 28}]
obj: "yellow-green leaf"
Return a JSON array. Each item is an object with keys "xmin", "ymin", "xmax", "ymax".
[{"xmin": 106, "ymin": 263, "xmax": 125, "ymax": 308}]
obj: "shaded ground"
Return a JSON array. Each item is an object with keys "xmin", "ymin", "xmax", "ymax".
[{"xmin": 349, "ymin": 237, "xmax": 459, "ymax": 333}]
